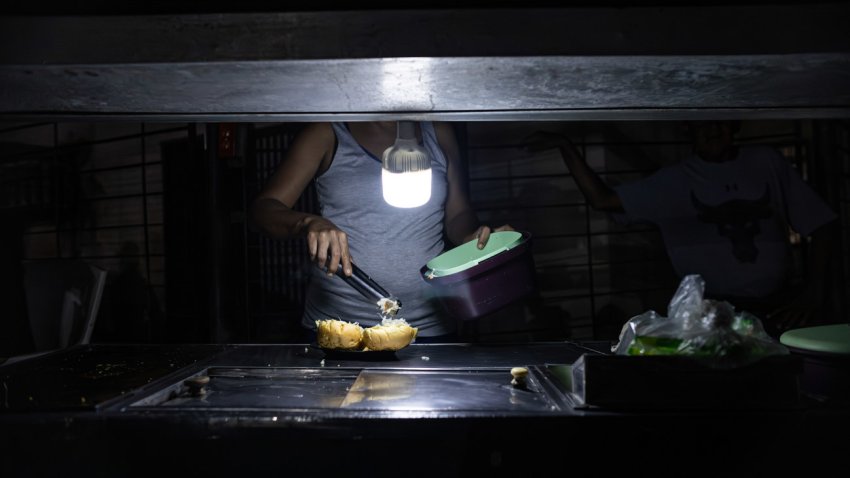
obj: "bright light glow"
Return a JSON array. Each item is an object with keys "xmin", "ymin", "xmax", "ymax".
[{"xmin": 382, "ymin": 168, "xmax": 431, "ymax": 208}]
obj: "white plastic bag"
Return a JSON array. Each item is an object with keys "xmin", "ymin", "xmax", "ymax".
[{"xmin": 612, "ymin": 275, "xmax": 788, "ymax": 368}]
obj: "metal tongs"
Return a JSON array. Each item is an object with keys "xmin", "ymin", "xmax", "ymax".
[{"xmin": 336, "ymin": 262, "xmax": 402, "ymax": 317}]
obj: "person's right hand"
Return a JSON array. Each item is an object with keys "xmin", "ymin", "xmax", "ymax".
[{"xmin": 302, "ymin": 216, "xmax": 352, "ymax": 277}]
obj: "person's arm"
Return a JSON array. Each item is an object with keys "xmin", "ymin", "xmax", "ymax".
[
  {"xmin": 250, "ymin": 123, "xmax": 353, "ymax": 276},
  {"xmin": 436, "ymin": 122, "xmax": 513, "ymax": 248},
  {"xmin": 762, "ymin": 149, "xmax": 840, "ymax": 333},
  {"xmin": 523, "ymin": 131, "xmax": 624, "ymax": 212},
  {"xmin": 768, "ymin": 219, "xmax": 837, "ymax": 333}
]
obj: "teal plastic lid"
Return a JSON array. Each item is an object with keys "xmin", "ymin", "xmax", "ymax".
[
  {"xmin": 425, "ymin": 231, "xmax": 523, "ymax": 277},
  {"xmin": 779, "ymin": 324, "xmax": 850, "ymax": 355}
]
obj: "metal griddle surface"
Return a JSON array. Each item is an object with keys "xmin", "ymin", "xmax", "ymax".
[{"xmin": 130, "ymin": 366, "xmax": 561, "ymax": 413}]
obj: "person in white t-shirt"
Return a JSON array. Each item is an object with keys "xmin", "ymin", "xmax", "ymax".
[{"xmin": 524, "ymin": 121, "xmax": 837, "ymax": 337}]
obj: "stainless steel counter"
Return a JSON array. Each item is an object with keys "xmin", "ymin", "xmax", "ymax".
[
  {"xmin": 0, "ymin": 342, "xmax": 596, "ymax": 413},
  {"xmin": 1, "ymin": 342, "xmax": 848, "ymax": 476},
  {"xmin": 109, "ymin": 341, "xmax": 594, "ymax": 418}
]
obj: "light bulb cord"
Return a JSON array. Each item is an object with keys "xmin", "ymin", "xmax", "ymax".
[{"xmin": 397, "ymin": 121, "xmax": 417, "ymax": 140}]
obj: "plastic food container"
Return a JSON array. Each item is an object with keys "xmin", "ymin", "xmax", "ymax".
[
  {"xmin": 420, "ymin": 230, "xmax": 536, "ymax": 320},
  {"xmin": 780, "ymin": 323, "xmax": 850, "ymax": 400}
]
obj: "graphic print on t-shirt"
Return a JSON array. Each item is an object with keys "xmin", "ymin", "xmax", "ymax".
[{"xmin": 691, "ymin": 184, "xmax": 773, "ymax": 263}]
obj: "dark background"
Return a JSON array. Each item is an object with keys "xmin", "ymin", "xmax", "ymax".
[{"xmin": 0, "ymin": 0, "xmax": 847, "ymax": 358}]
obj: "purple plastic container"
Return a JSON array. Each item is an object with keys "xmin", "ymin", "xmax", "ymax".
[
  {"xmin": 421, "ymin": 231, "xmax": 536, "ymax": 320},
  {"xmin": 786, "ymin": 346, "xmax": 850, "ymax": 400}
]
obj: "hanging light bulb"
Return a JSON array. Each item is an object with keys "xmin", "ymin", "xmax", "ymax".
[{"xmin": 381, "ymin": 121, "xmax": 432, "ymax": 208}]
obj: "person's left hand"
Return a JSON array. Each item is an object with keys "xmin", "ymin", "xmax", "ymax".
[{"xmin": 467, "ymin": 224, "xmax": 515, "ymax": 249}]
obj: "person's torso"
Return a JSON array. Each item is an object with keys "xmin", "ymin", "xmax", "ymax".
[
  {"xmin": 618, "ymin": 146, "xmax": 792, "ymax": 297},
  {"xmin": 302, "ymin": 122, "xmax": 452, "ymax": 336}
]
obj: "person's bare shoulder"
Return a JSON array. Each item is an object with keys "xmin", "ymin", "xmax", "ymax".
[
  {"xmin": 432, "ymin": 121, "xmax": 456, "ymax": 138},
  {"xmin": 297, "ymin": 122, "xmax": 336, "ymax": 148},
  {"xmin": 432, "ymin": 121, "xmax": 460, "ymax": 156},
  {"xmin": 287, "ymin": 122, "xmax": 338, "ymax": 170}
]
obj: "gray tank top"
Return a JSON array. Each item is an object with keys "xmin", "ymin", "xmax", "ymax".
[{"xmin": 301, "ymin": 122, "xmax": 453, "ymax": 337}]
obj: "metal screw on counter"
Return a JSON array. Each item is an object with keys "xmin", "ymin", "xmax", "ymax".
[
  {"xmin": 510, "ymin": 367, "xmax": 528, "ymax": 389},
  {"xmin": 184, "ymin": 375, "xmax": 210, "ymax": 397}
]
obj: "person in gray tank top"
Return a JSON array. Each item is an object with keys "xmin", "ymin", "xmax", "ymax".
[{"xmin": 251, "ymin": 121, "xmax": 513, "ymax": 341}]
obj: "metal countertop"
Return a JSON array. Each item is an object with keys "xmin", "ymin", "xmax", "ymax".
[{"xmin": 2, "ymin": 342, "xmax": 848, "ymax": 476}]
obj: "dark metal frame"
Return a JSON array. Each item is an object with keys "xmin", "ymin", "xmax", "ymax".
[{"xmin": 1, "ymin": 5, "xmax": 849, "ymax": 121}]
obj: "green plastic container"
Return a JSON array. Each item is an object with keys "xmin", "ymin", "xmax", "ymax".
[{"xmin": 421, "ymin": 231, "xmax": 535, "ymax": 320}]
